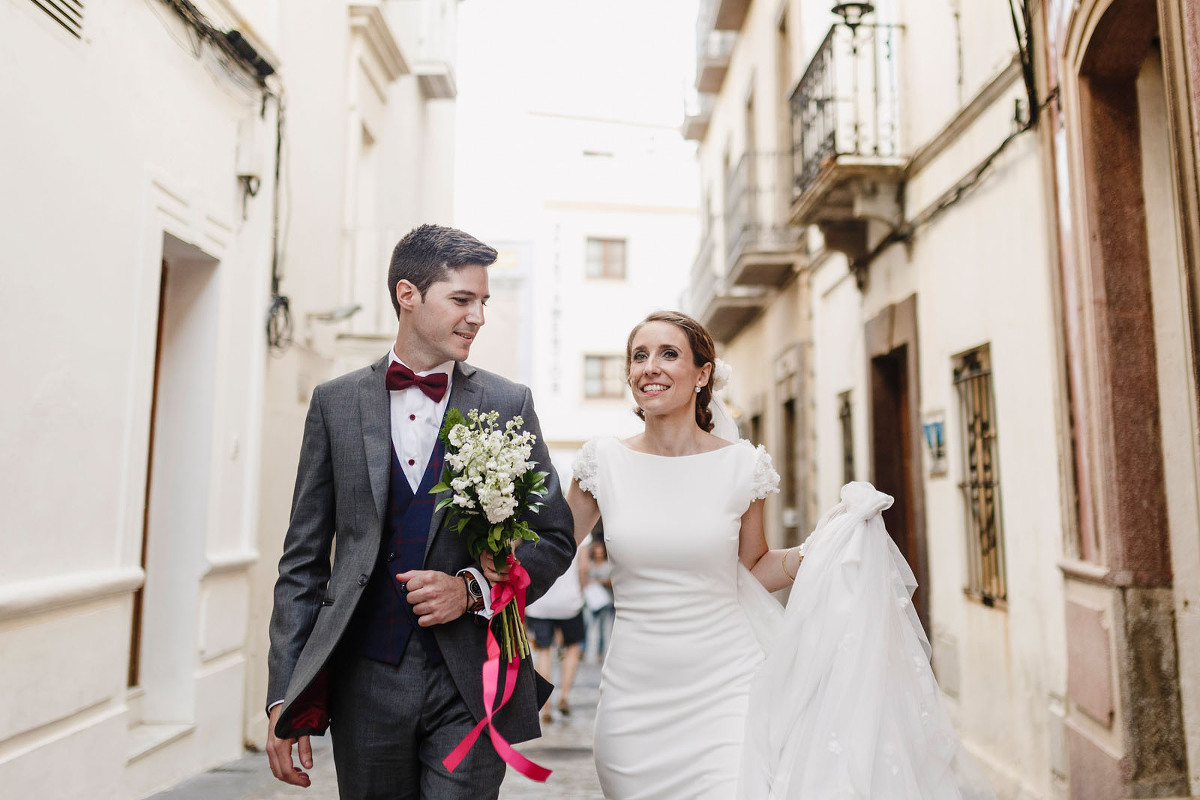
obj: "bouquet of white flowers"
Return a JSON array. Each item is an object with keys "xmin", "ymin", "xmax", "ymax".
[{"xmin": 432, "ymin": 408, "xmax": 549, "ymax": 662}]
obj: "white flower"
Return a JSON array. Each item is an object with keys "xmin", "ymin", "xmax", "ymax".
[
  {"xmin": 483, "ymin": 494, "xmax": 518, "ymax": 524},
  {"xmin": 711, "ymin": 358, "xmax": 733, "ymax": 392}
]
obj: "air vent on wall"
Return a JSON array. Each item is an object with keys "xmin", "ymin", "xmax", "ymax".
[{"xmin": 30, "ymin": 0, "xmax": 83, "ymax": 38}]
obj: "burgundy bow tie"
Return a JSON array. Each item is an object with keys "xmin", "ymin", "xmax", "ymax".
[{"xmin": 386, "ymin": 361, "xmax": 449, "ymax": 402}]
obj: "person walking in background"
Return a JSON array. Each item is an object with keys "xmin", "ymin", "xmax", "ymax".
[
  {"xmin": 525, "ymin": 544, "xmax": 587, "ymax": 721},
  {"xmin": 580, "ymin": 537, "xmax": 614, "ymax": 664}
]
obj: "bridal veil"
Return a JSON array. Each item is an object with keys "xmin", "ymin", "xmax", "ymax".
[{"xmin": 736, "ymin": 482, "xmax": 996, "ymax": 800}]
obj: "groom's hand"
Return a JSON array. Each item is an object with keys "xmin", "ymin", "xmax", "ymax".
[
  {"xmin": 266, "ymin": 705, "xmax": 313, "ymax": 787},
  {"xmin": 397, "ymin": 570, "xmax": 467, "ymax": 626},
  {"xmin": 480, "ymin": 550, "xmax": 514, "ymax": 584}
]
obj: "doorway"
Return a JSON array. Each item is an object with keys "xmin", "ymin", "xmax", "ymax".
[
  {"xmin": 871, "ymin": 344, "xmax": 926, "ymax": 630},
  {"xmin": 128, "ymin": 233, "xmax": 220, "ymax": 727}
]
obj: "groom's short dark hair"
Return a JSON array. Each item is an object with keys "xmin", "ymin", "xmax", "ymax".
[{"xmin": 388, "ymin": 224, "xmax": 498, "ymax": 318}]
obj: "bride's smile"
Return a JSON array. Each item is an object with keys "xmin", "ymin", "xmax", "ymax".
[{"xmin": 627, "ymin": 320, "xmax": 711, "ymax": 417}]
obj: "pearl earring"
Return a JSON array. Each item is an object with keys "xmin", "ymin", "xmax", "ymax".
[{"xmin": 695, "ymin": 386, "xmax": 701, "ymax": 393}]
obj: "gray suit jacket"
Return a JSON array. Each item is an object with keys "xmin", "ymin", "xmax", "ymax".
[{"xmin": 267, "ymin": 356, "xmax": 576, "ymax": 742}]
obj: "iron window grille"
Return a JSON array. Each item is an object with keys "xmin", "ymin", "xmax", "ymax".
[
  {"xmin": 954, "ymin": 346, "xmax": 1007, "ymax": 606},
  {"xmin": 30, "ymin": 0, "xmax": 82, "ymax": 37}
]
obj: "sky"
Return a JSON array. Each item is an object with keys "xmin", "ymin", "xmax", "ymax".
[
  {"xmin": 453, "ymin": 0, "xmax": 700, "ymax": 228},
  {"xmin": 455, "ymin": 0, "xmax": 699, "ymax": 126}
]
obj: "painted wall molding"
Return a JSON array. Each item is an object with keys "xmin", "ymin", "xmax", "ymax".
[{"xmin": 0, "ymin": 567, "xmax": 144, "ymax": 621}]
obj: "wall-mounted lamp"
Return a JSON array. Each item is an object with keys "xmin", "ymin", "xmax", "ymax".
[{"xmin": 831, "ymin": 2, "xmax": 875, "ymax": 33}]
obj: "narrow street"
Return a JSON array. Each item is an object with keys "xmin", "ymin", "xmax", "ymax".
[{"xmin": 149, "ymin": 660, "xmax": 604, "ymax": 800}]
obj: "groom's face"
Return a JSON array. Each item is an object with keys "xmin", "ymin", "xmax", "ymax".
[{"xmin": 402, "ymin": 264, "xmax": 490, "ymax": 368}]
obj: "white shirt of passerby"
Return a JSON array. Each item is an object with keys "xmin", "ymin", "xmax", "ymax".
[{"xmin": 526, "ymin": 549, "xmax": 585, "ymax": 620}]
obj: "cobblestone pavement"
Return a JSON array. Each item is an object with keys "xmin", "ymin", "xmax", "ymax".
[{"xmin": 148, "ymin": 660, "xmax": 603, "ymax": 800}]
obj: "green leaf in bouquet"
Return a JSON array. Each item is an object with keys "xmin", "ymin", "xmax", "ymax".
[
  {"xmin": 430, "ymin": 482, "xmax": 452, "ymax": 494},
  {"xmin": 437, "ymin": 408, "xmax": 467, "ymax": 446},
  {"xmin": 434, "ymin": 497, "xmax": 455, "ymax": 513}
]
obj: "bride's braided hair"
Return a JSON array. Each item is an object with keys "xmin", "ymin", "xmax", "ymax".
[{"xmin": 625, "ymin": 311, "xmax": 717, "ymax": 432}]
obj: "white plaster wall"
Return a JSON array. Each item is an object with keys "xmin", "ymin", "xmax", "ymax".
[
  {"xmin": 691, "ymin": 0, "xmax": 1070, "ymax": 795},
  {"xmin": 0, "ymin": 0, "xmax": 278, "ymax": 794},
  {"xmin": 861, "ymin": 94, "xmax": 1068, "ymax": 800},
  {"xmin": 247, "ymin": 0, "xmax": 462, "ymax": 747},
  {"xmin": 810, "ymin": 253, "xmax": 870, "ymax": 511}
]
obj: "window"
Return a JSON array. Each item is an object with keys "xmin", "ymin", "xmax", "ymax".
[
  {"xmin": 954, "ymin": 345, "xmax": 1006, "ymax": 605},
  {"xmin": 584, "ymin": 355, "xmax": 626, "ymax": 399},
  {"xmin": 838, "ymin": 391, "xmax": 854, "ymax": 485},
  {"xmin": 586, "ymin": 237, "xmax": 627, "ymax": 279}
]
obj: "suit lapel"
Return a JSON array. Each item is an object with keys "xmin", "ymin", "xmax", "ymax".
[
  {"xmin": 426, "ymin": 361, "xmax": 482, "ymax": 559},
  {"xmin": 359, "ymin": 355, "xmax": 393, "ymax": 524}
]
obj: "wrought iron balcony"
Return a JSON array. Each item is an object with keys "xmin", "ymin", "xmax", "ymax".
[
  {"xmin": 683, "ymin": 92, "xmax": 715, "ymax": 142},
  {"xmin": 689, "ymin": 224, "xmax": 768, "ymax": 343},
  {"xmin": 696, "ymin": 30, "xmax": 736, "ymax": 93},
  {"xmin": 724, "ymin": 152, "xmax": 804, "ymax": 288},
  {"xmin": 789, "ymin": 22, "xmax": 904, "ymax": 226}
]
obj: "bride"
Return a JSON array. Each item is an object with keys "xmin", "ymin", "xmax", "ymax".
[{"xmin": 564, "ymin": 310, "xmax": 994, "ymax": 799}]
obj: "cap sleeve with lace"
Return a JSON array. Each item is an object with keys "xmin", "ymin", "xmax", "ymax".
[
  {"xmin": 572, "ymin": 438, "xmax": 602, "ymax": 501},
  {"xmin": 750, "ymin": 443, "xmax": 781, "ymax": 500}
]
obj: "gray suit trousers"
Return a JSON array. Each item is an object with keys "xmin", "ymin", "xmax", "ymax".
[{"xmin": 329, "ymin": 646, "xmax": 506, "ymax": 799}]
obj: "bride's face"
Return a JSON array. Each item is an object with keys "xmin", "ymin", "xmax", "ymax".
[{"xmin": 627, "ymin": 321, "xmax": 711, "ymax": 419}]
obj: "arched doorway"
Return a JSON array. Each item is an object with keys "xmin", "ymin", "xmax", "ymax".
[{"xmin": 1055, "ymin": 0, "xmax": 1200, "ymax": 797}]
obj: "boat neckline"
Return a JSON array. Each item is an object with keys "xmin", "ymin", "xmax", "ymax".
[{"xmin": 614, "ymin": 438, "xmax": 742, "ymax": 459}]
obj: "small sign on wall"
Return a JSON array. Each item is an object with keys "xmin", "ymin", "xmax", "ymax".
[{"xmin": 923, "ymin": 411, "xmax": 947, "ymax": 477}]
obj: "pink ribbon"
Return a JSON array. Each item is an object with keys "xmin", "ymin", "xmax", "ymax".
[{"xmin": 443, "ymin": 562, "xmax": 552, "ymax": 782}]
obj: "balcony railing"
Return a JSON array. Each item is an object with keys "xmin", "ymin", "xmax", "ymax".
[
  {"xmin": 688, "ymin": 222, "xmax": 768, "ymax": 343},
  {"xmin": 723, "ymin": 152, "xmax": 803, "ymax": 286},
  {"xmin": 790, "ymin": 22, "xmax": 903, "ymax": 222},
  {"xmin": 688, "ymin": 229, "xmax": 718, "ymax": 319}
]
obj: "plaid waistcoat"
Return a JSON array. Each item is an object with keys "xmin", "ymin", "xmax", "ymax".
[{"xmin": 344, "ymin": 440, "xmax": 445, "ymax": 665}]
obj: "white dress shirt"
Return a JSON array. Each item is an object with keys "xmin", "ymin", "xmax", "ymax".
[
  {"xmin": 387, "ymin": 350, "xmax": 454, "ymax": 492},
  {"xmin": 387, "ymin": 349, "xmax": 492, "ymax": 619}
]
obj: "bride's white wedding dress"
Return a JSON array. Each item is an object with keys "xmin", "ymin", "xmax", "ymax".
[
  {"xmin": 575, "ymin": 436, "xmax": 778, "ymax": 799},
  {"xmin": 573, "ymin": 438, "xmax": 995, "ymax": 800}
]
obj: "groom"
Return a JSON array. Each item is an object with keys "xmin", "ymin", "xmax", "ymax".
[{"xmin": 266, "ymin": 224, "xmax": 576, "ymax": 798}]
